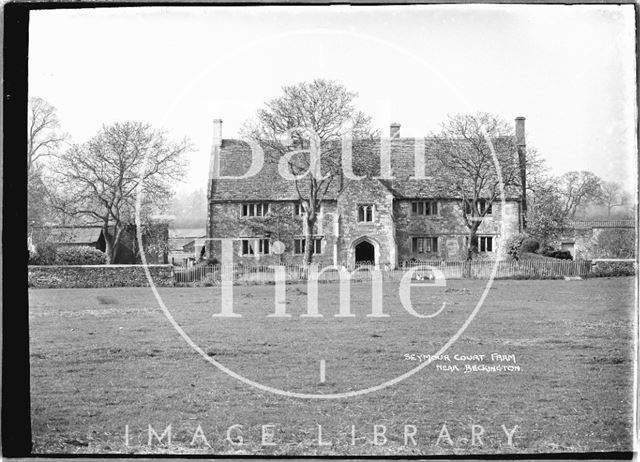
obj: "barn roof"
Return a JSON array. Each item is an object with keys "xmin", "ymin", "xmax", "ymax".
[
  {"xmin": 46, "ymin": 226, "xmax": 103, "ymax": 244},
  {"xmin": 210, "ymin": 137, "xmax": 522, "ymax": 201},
  {"xmin": 168, "ymin": 228, "xmax": 207, "ymax": 239}
]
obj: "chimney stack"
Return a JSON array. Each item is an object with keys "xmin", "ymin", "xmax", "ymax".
[
  {"xmin": 209, "ymin": 118, "xmax": 223, "ymax": 187},
  {"xmin": 515, "ymin": 116, "xmax": 527, "ymax": 230},
  {"xmin": 515, "ymin": 117, "xmax": 525, "ymax": 147},
  {"xmin": 213, "ymin": 119, "xmax": 223, "ymax": 148},
  {"xmin": 390, "ymin": 123, "xmax": 401, "ymax": 139}
]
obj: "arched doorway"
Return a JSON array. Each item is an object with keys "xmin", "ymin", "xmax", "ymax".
[{"xmin": 355, "ymin": 240, "xmax": 376, "ymax": 266}]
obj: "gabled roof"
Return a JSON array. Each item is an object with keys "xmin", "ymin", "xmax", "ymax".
[
  {"xmin": 210, "ymin": 138, "xmax": 521, "ymax": 201},
  {"xmin": 168, "ymin": 228, "xmax": 207, "ymax": 239},
  {"xmin": 168, "ymin": 238, "xmax": 195, "ymax": 251},
  {"xmin": 45, "ymin": 226, "xmax": 103, "ymax": 244}
]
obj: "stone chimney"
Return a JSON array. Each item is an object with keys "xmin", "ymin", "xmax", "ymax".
[
  {"xmin": 515, "ymin": 117, "xmax": 527, "ymax": 229},
  {"xmin": 212, "ymin": 119, "xmax": 223, "ymax": 148},
  {"xmin": 209, "ymin": 118, "xmax": 223, "ymax": 191},
  {"xmin": 515, "ymin": 117, "xmax": 525, "ymax": 147},
  {"xmin": 390, "ymin": 123, "xmax": 401, "ymax": 139}
]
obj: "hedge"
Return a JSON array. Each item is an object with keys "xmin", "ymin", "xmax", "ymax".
[{"xmin": 29, "ymin": 245, "xmax": 107, "ymax": 266}]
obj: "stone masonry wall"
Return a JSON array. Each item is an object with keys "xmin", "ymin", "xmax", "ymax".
[
  {"xmin": 395, "ymin": 199, "xmax": 521, "ymax": 262},
  {"xmin": 337, "ymin": 179, "xmax": 396, "ymax": 267},
  {"xmin": 28, "ymin": 265, "xmax": 174, "ymax": 288},
  {"xmin": 208, "ymin": 191, "xmax": 521, "ymax": 267},
  {"xmin": 208, "ymin": 200, "xmax": 338, "ymax": 265}
]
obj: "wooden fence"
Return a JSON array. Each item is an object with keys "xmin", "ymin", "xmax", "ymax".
[{"xmin": 174, "ymin": 259, "xmax": 595, "ymax": 284}]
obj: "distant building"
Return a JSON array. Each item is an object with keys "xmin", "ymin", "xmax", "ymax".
[
  {"xmin": 168, "ymin": 228, "xmax": 206, "ymax": 266},
  {"xmin": 45, "ymin": 226, "xmax": 106, "ymax": 251},
  {"xmin": 557, "ymin": 220, "xmax": 636, "ymax": 259},
  {"xmin": 206, "ymin": 118, "xmax": 525, "ymax": 268},
  {"xmin": 32, "ymin": 223, "xmax": 169, "ymax": 264}
]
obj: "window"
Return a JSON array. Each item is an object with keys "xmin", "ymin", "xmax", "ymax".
[
  {"xmin": 478, "ymin": 236, "xmax": 494, "ymax": 252},
  {"xmin": 259, "ymin": 239, "xmax": 270, "ymax": 254},
  {"xmin": 241, "ymin": 203, "xmax": 269, "ymax": 217},
  {"xmin": 241, "ymin": 239, "xmax": 270, "ymax": 255},
  {"xmin": 464, "ymin": 199, "xmax": 492, "ymax": 216},
  {"xmin": 295, "ymin": 202, "xmax": 323, "ymax": 216},
  {"xmin": 294, "ymin": 238, "xmax": 322, "ymax": 255},
  {"xmin": 412, "ymin": 237, "xmax": 438, "ymax": 253},
  {"xmin": 411, "ymin": 201, "xmax": 438, "ymax": 216},
  {"xmin": 357, "ymin": 204, "xmax": 374, "ymax": 222}
]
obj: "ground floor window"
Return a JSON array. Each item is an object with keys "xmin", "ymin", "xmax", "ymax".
[
  {"xmin": 241, "ymin": 239, "xmax": 270, "ymax": 255},
  {"xmin": 412, "ymin": 236, "xmax": 438, "ymax": 253},
  {"xmin": 478, "ymin": 235, "xmax": 494, "ymax": 252},
  {"xmin": 294, "ymin": 238, "xmax": 322, "ymax": 255}
]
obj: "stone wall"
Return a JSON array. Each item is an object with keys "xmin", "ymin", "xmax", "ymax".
[{"xmin": 28, "ymin": 264, "xmax": 174, "ymax": 288}]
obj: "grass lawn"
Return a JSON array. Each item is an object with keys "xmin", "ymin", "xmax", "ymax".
[{"xmin": 29, "ymin": 277, "xmax": 635, "ymax": 455}]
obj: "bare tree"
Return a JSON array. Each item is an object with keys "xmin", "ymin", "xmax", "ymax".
[
  {"xmin": 28, "ymin": 97, "xmax": 67, "ymax": 172},
  {"xmin": 597, "ymin": 180, "xmax": 630, "ymax": 218},
  {"xmin": 243, "ymin": 79, "xmax": 377, "ymax": 265},
  {"xmin": 557, "ymin": 170, "xmax": 602, "ymax": 218},
  {"xmin": 28, "ymin": 164, "xmax": 53, "ymax": 227},
  {"xmin": 431, "ymin": 113, "xmax": 521, "ymax": 259},
  {"xmin": 521, "ymin": 146, "xmax": 550, "ymax": 195},
  {"xmin": 28, "ymin": 98, "xmax": 68, "ymax": 233},
  {"xmin": 50, "ymin": 122, "xmax": 190, "ymax": 263}
]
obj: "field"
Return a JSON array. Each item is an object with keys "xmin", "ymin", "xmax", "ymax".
[{"xmin": 29, "ymin": 277, "xmax": 635, "ymax": 455}]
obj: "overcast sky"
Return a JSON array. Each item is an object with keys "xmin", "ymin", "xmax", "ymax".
[{"xmin": 29, "ymin": 5, "xmax": 637, "ymax": 193}]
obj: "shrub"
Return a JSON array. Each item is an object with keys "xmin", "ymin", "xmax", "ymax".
[
  {"xmin": 505, "ymin": 233, "xmax": 527, "ymax": 260},
  {"xmin": 589, "ymin": 261, "xmax": 636, "ymax": 278},
  {"xmin": 54, "ymin": 246, "xmax": 108, "ymax": 265},
  {"xmin": 595, "ymin": 229, "xmax": 635, "ymax": 259},
  {"xmin": 29, "ymin": 242, "xmax": 58, "ymax": 265},
  {"xmin": 540, "ymin": 249, "xmax": 573, "ymax": 260},
  {"xmin": 521, "ymin": 238, "xmax": 540, "ymax": 254}
]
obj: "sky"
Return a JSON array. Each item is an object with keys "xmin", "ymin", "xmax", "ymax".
[{"xmin": 29, "ymin": 5, "xmax": 637, "ymax": 193}]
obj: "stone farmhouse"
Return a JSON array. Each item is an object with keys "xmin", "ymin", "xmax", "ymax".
[{"xmin": 206, "ymin": 118, "xmax": 526, "ymax": 268}]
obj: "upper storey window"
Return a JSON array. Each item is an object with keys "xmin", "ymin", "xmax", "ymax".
[
  {"xmin": 294, "ymin": 202, "xmax": 323, "ymax": 217},
  {"xmin": 241, "ymin": 203, "xmax": 269, "ymax": 217},
  {"xmin": 411, "ymin": 201, "xmax": 438, "ymax": 216},
  {"xmin": 357, "ymin": 204, "xmax": 374, "ymax": 223},
  {"xmin": 464, "ymin": 199, "xmax": 492, "ymax": 216}
]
